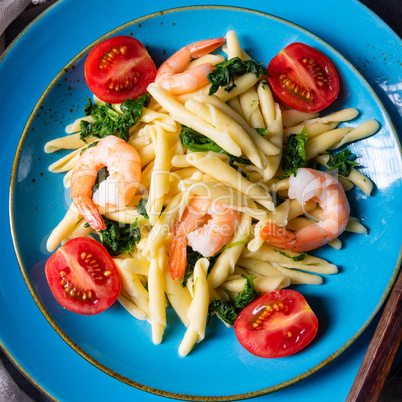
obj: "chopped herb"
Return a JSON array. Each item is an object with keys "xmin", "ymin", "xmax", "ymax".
[
  {"xmin": 207, "ymin": 57, "xmax": 267, "ymax": 95},
  {"xmin": 282, "ymin": 127, "xmax": 309, "ymax": 176},
  {"xmin": 326, "ymin": 149, "xmax": 358, "ymax": 177},
  {"xmin": 208, "ymin": 275, "xmax": 260, "ymax": 325},
  {"xmin": 278, "ymin": 250, "xmax": 306, "ymax": 261},
  {"xmin": 219, "ymin": 239, "xmax": 248, "ymax": 253},
  {"xmin": 80, "ymin": 93, "xmax": 150, "ymax": 142},
  {"xmin": 99, "ymin": 217, "xmax": 141, "ymax": 256},
  {"xmin": 256, "ymin": 128, "xmax": 269, "ymax": 136},
  {"xmin": 137, "ymin": 198, "xmax": 149, "ymax": 220}
]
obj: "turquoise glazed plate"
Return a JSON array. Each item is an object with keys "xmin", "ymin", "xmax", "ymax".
[{"xmin": 4, "ymin": 3, "xmax": 402, "ymax": 401}]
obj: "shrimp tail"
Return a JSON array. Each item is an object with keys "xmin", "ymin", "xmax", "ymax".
[
  {"xmin": 169, "ymin": 235, "xmax": 187, "ymax": 281},
  {"xmin": 260, "ymin": 223, "xmax": 296, "ymax": 250},
  {"xmin": 187, "ymin": 37, "xmax": 225, "ymax": 58},
  {"xmin": 73, "ymin": 196, "xmax": 106, "ymax": 231},
  {"xmin": 155, "ymin": 37, "xmax": 225, "ymax": 95}
]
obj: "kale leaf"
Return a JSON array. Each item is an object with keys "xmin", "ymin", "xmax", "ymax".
[
  {"xmin": 99, "ymin": 217, "xmax": 141, "ymax": 256},
  {"xmin": 326, "ymin": 149, "xmax": 358, "ymax": 177},
  {"xmin": 282, "ymin": 127, "xmax": 309, "ymax": 176},
  {"xmin": 207, "ymin": 57, "xmax": 267, "ymax": 95},
  {"xmin": 80, "ymin": 93, "xmax": 150, "ymax": 142}
]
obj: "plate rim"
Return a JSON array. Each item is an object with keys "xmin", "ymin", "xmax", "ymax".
[{"xmin": 8, "ymin": 4, "xmax": 402, "ymax": 401}]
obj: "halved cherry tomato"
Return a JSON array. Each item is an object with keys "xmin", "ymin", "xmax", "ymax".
[
  {"xmin": 234, "ymin": 289, "xmax": 318, "ymax": 358},
  {"xmin": 45, "ymin": 237, "xmax": 121, "ymax": 315},
  {"xmin": 84, "ymin": 35, "xmax": 156, "ymax": 103},
  {"xmin": 267, "ymin": 43, "xmax": 340, "ymax": 113}
]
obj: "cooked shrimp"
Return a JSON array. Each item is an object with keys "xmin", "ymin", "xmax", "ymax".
[
  {"xmin": 70, "ymin": 136, "xmax": 141, "ymax": 231},
  {"xmin": 169, "ymin": 196, "xmax": 240, "ymax": 281},
  {"xmin": 155, "ymin": 37, "xmax": 225, "ymax": 95},
  {"xmin": 261, "ymin": 168, "xmax": 350, "ymax": 252}
]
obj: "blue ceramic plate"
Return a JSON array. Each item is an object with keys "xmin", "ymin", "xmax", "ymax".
[{"xmin": 6, "ymin": 4, "xmax": 402, "ymax": 401}]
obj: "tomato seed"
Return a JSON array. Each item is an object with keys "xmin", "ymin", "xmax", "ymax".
[
  {"xmin": 99, "ymin": 46, "xmax": 128, "ymax": 70},
  {"xmin": 280, "ymin": 74, "xmax": 312, "ymax": 102}
]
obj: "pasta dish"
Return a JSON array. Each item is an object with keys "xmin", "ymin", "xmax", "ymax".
[{"xmin": 43, "ymin": 30, "xmax": 379, "ymax": 358}]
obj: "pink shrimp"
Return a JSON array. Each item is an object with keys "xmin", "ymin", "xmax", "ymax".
[
  {"xmin": 70, "ymin": 136, "xmax": 141, "ymax": 231},
  {"xmin": 155, "ymin": 37, "xmax": 225, "ymax": 95},
  {"xmin": 261, "ymin": 168, "xmax": 350, "ymax": 252},
  {"xmin": 169, "ymin": 196, "xmax": 241, "ymax": 281}
]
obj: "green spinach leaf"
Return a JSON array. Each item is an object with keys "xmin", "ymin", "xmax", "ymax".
[
  {"xmin": 282, "ymin": 127, "xmax": 309, "ymax": 176},
  {"xmin": 179, "ymin": 125, "xmax": 251, "ymax": 178},
  {"xmin": 234, "ymin": 274, "xmax": 261, "ymax": 310},
  {"xmin": 209, "ymin": 297, "xmax": 238, "ymax": 325},
  {"xmin": 326, "ymin": 149, "xmax": 358, "ymax": 177},
  {"xmin": 80, "ymin": 93, "xmax": 150, "ymax": 142},
  {"xmin": 99, "ymin": 217, "xmax": 141, "ymax": 256},
  {"xmin": 137, "ymin": 198, "xmax": 149, "ymax": 220},
  {"xmin": 207, "ymin": 57, "xmax": 267, "ymax": 95},
  {"xmin": 208, "ymin": 274, "xmax": 260, "ymax": 325}
]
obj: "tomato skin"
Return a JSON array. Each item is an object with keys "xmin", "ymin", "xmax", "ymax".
[
  {"xmin": 45, "ymin": 237, "xmax": 121, "ymax": 315},
  {"xmin": 234, "ymin": 289, "xmax": 318, "ymax": 358},
  {"xmin": 84, "ymin": 35, "xmax": 156, "ymax": 103},
  {"xmin": 267, "ymin": 42, "xmax": 340, "ymax": 113}
]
